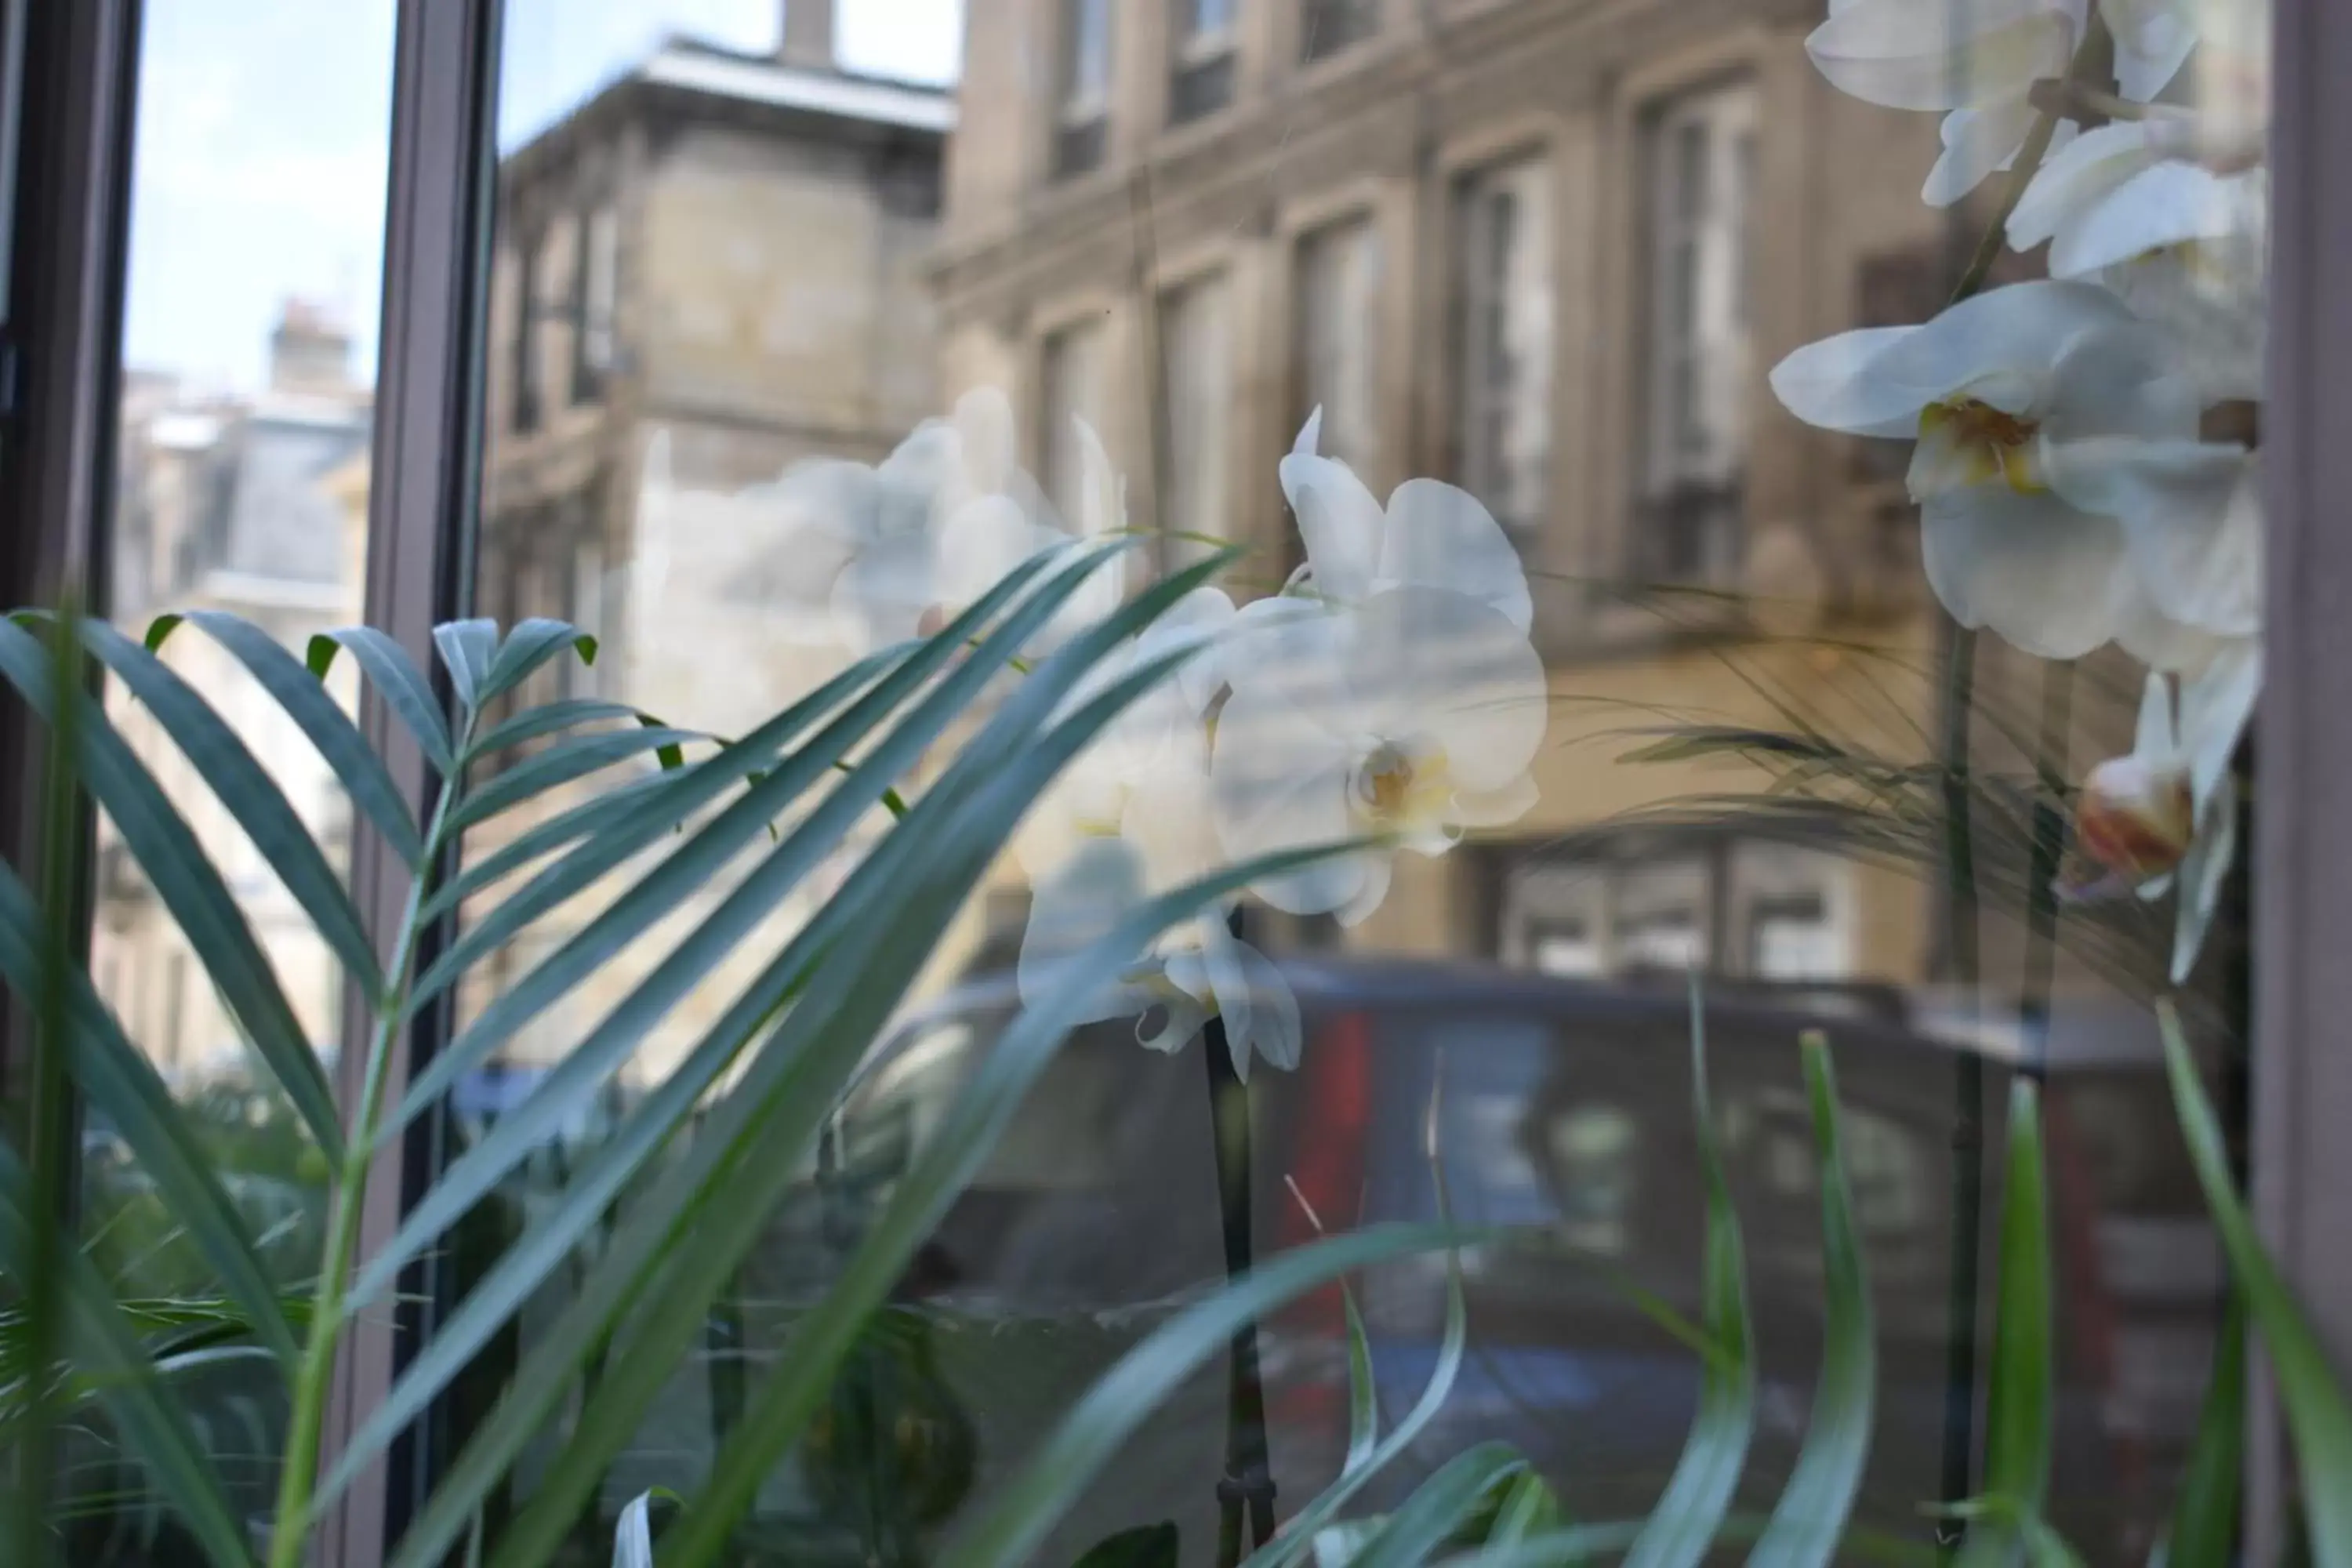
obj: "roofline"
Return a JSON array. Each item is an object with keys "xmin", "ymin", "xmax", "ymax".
[
  {"xmin": 502, "ymin": 35, "xmax": 953, "ymax": 188},
  {"xmin": 640, "ymin": 43, "xmax": 954, "ymax": 134}
]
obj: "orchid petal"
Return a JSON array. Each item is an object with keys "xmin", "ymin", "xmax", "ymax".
[
  {"xmin": 2113, "ymin": 584, "xmax": 2233, "ymax": 676},
  {"xmin": 2040, "ymin": 321, "xmax": 2204, "ymax": 444},
  {"xmin": 1925, "ymin": 95, "xmax": 2047, "ymax": 208},
  {"xmin": 1335, "ymin": 855, "xmax": 1396, "ymax": 928},
  {"xmin": 1232, "ymin": 940, "xmax": 1303, "ymax": 1075},
  {"xmin": 1377, "ymin": 479, "xmax": 1535, "ymax": 633},
  {"xmin": 1867, "ymin": 281, "xmax": 2137, "ymax": 412},
  {"xmin": 2180, "ymin": 641, "xmax": 2260, "ymax": 816},
  {"xmin": 1294, "ymin": 405, "xmax": 1326, "ymax": 459},
  {"xmin": 2132, "ymin": 671, "xmax": 2177, "ymax": 764},
  {"xmin": 2009, "ymin": 122, "xmax": 2159, "ymax": 252},
  {"xmin": 1208, "ymin": 681, "xmax": 1371, "ymax": 917},
  {"xmin": 1018, "ymin": 837, "xmax": 1156, "ymax": 1024},
  {"xmin": 1806, "ymin": 0, "xmax": 2074, "ymax": 113},
  {"xmin": 1279, "ymin": 452, "xmax": 1385, "ymax": 605},
  {"xmin": 2055, "ymin": 162, "xmax": 2259, "ymax": 278},
  {"xmin": 1769, "ymin": 326, "xmax": 1926, "ymax": 436},
  {"xmin": 2172, "ymin": 770, "xmax": 2238, "ymax": 984},
  {"xmin": 2045, "ymin": 439, "xmax": 2260, "ymax": 637},
  {"xmin": 1919, "ymin": 487, "xmax": 2129, "ymax": 660},
  {"xmin": 1346, "ymin": 588, "xmax": 1548, "ymax": 794}
]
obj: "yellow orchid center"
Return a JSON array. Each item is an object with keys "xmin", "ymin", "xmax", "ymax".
[
  {"xmin": 1351, "ymin": 738, "xmax": 1455, "ymax": 833},
  {"xmin": 1913, "ymin": 397, "xmax": 2047, "ymax": 499}
]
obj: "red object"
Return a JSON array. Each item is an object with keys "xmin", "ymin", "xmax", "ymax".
[{"xmin": 1269, "ymin": 1011, "xmax": 1374, "ymax": 1441}]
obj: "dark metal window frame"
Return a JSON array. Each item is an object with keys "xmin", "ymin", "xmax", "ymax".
[{"xmin": 0, "ymin": 0, "xmax": 2346, "ymax": 1560}]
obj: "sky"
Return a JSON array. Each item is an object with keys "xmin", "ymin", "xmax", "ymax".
[{"xmin": 121, "ymin": 0, "xmax": 963, "ymax": 394}]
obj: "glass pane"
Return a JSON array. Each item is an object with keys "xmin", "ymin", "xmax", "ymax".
[
  {"xmin": 75, "ymin": 0, "xmax": 394, "ymax": 1550},
  {"xmin": 445, "ymin": 1, "xmax": 2269, "ymax": 1564}
]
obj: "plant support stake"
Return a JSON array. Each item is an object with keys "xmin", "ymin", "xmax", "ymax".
[{"xmin": 1204, "ymin": 1009, "xmax": 1278, "ymax": 1568}]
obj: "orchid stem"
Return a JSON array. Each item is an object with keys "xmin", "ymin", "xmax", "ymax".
[
  {"xmin": 1934, "ymin": 14, "xmax": 2114, "ymax": 1553},
  {"xmin": 1950, "ymin": 16, "xmax": 2116, "ymax": 305},
  {"xmin": 1203, "ymin": 1014, "xmax": 1276, "ymax": 1568}
]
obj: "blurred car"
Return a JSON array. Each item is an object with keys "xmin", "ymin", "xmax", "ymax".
[{"xmin": 725, "ymin": 956, "xmax": 2225, "ymax": 1566}]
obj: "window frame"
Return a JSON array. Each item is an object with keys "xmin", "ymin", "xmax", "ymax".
[
  {"xmin": 1156, "ymin": 267, "xmax": 1235, "ymax": 557},
  {"xmin": 1451, "ymin": 152, "xmax": 1556, "ymax": 539},
  {"xmin": 1632, "ymin": 75, "xmax": 1758, "ymax": 586},
  {"xmin": 2251, "ymin": 0, "xmax": 2352, "ymax": 1550},
  {"xmin": 2, "ymin": 0, "xmax": 2347, "ymax": 1559},
  {"xmin": 1051, "ymin": 0, "xmax": 1113, "ymax": 179},
  {"xmin": 1168, "ymin": 0, "xmax": 1239, "ymax": 124}
]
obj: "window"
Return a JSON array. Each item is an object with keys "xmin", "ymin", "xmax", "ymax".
[
  {"xmin": 572, "ymin": 200, "xmax": 617, "ymax": 401},
  {"xmin": 1637, "ymin": 81, "xmax": 1758, "ymax": 582},
  {"xmin": 1295, "ymin": 216, "xmax": 1381, "ymax": 478},
  {"xmin": 1160, "ymin": 273, "xmax": 1232, "ymax": 559},
  {"xmin": 22, "ymin": 0, "xmax": 2308, "ymax": 1559},
  {"xmin": 1170, "ymin": 0, "xmax": 1237, "ymax": 123},
  {"xmin": 1301, "ymin": 0, "xmax": 1381, "ymax": 62},
  {"xmin": 512, "ymin": 227, "xmax": 544, "ymax": 433},
  {"xmin": 1054, "ymin": 0, "xmax": 1112, "ymax": 177},
  {"xmin": 1454, "ymin": 158, "xmax": 1555, "ymax": 535},
  {"xmin": 1040, "ymin": 319, "xmax": 1105, "ymax": 526}
]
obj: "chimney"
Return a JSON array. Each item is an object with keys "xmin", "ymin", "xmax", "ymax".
[
  {"xmin": 779, "ymin": 0, "xmax": 834, "ymax": 69},
  {"xmin": 268, "ymin": 299, "xmax": 354, "ymax": 396}
]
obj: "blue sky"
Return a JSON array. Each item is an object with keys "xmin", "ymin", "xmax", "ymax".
[{"xmin": 122, "ymin": 0, "xmax": 962, "ymax": 392}]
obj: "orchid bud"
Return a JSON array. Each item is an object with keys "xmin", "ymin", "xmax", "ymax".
[{"xmin": 2074, "ymin": 753, "xmax": 2195, "ymax": 882}]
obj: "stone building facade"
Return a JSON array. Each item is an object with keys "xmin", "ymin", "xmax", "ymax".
[
  {"xmin": 470, "ymin": 15, "xmax": 952, "ymax": 1077},
  {"xmin": 480, "ymin": 24, "xmax": 950, "ymax": 737},
  {"xmin": 94, "ymin": 303, "xmax": 372, "ymax": 1080},
  {"xmin": 931, "ymin": 0, "xmax": 2135, "ymax": 1002}
]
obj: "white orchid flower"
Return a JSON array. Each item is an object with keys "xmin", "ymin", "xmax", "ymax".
[
  {"xmin": 1770, "ymin": 279, "xmax": 2207, "ymax": 662},
  {"xmin": 935, "ymin": 410, "xmax": 1135, "ymax": 659},
  {"xmin": 1210, "ymin": 584, "xmax": 1546, "ymax": 926},
  {"xmin": 753, "ymin": 419, "xmax": 963, "ymax": 652},
  {"xmin": 1803, "ymin": 0, "xmax": 2200, "ymax": 206},
  {"xmin": 2043, "ymin": 437, "xmax": 2262, "ymax": 661},
  {"xmin": 1013, "ymin": 585, "xmax": 1237, "ymax": 880},
  {"xmin": 2009, "ymin": 122, "xmax": 2269, "ymax": 399},
  {"xmin": 2100, "ymin": 0, "xmax": 2201, "ymax": 101},
  {"xmin": 1805, "ymin": 0, "xmax": 2089, "ymax": 205},
  {"xmin": 2067, "ymin": 648, "xmax": 2258, "ymax": 982},
  {"xmin": 1274, "ymin": 408, "xmax": 1534, "ymax": 633},
  {"xmin": 1017, "ymin": 730, "xmax": 1301, "ymax": 1081}
]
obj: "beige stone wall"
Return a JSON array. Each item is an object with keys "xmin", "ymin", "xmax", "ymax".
[
  {"xmin": 638, "ymin": 126, "xmax": 938, "ymax": 450},
  {"xmin": 927, "ymin": 0, "xmax": 2155, "ymax": 997}
]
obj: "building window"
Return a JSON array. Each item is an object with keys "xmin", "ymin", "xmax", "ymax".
[
  {"xmin": 1500, "ymin": 840, "xmax": 1853, "ymax": 984},
  {"xmin": 1636, "ymin": 80, "xmax": 1758, "ymax": 583},
  {"xmin": 1301, "ymin": 0, "xmax": 1381, "ymax": 62},
  {"xmin": 1160, "ymin": 274, "xmax": 1232, "ymax": 559},
  {"xmin": 1053, "ymin": 0, "xmax": 1112, "ymax": 179},
  {"xmin": 1295, "ymin": 216, "xmax": 1381, "ymax": 484},
  {"xmin": 1040, "ymin": 321, "xmax": 1105, "ymax": 525},
  {"xmin": 512, "ymin": 230, "xmax": 544, "ymax": 434},
  {"xmin": 1170, "ymin": 0, "xmax": 1237, "ymax": 124},
  {"xmin": 1454, "ymin": 157, "xmax": 1555, "ymax": 536},
  {"xmin": 572, "ymin": 201, "xmax": 618, "ymax": 402}
]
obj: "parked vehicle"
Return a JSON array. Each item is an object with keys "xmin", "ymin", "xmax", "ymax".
[{"xmin": 700, "ymin": 957, "xmax": 2224, "ymax": 1566}]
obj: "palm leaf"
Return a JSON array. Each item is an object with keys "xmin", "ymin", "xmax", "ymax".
[
  {"xmin": 1749, "ymin": 1033, "xmax": 1877, "ymax": 1567},
  {"xmin": 2161, "ymin": 1002, "xmax": 2352, "ymax": 1568},
  {"xmin": 1621, "ymin": 978, "xmax": 1755, "ymax": 1568}
]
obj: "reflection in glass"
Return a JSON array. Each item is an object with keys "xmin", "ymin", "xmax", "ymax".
[
  {"xmin": 77, "ymin": 0, "xmax": 394, "ymax": 1550},
  {"xmin": 448, "ymin": 0, "xmax": 2263, "ymax": 1562}
]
